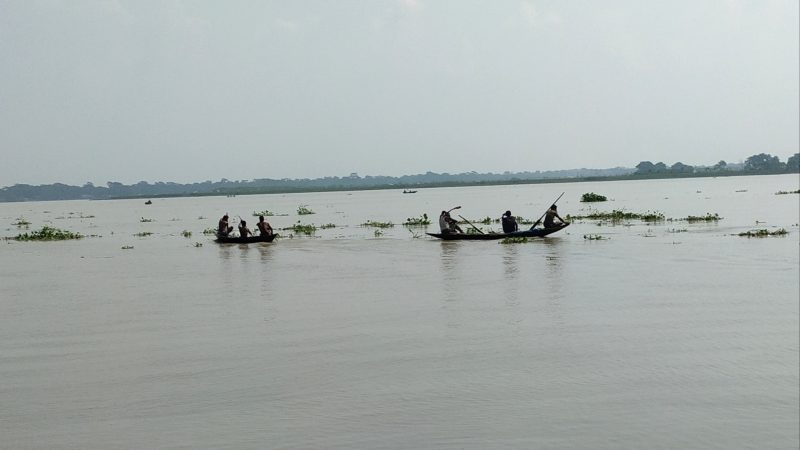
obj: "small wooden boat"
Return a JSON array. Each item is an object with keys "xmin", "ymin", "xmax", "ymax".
[
  {"xmin": 426, "ymin": 224, "xmax": 569, "ymax": 240},
  {"xmin": 403, "ymin": 189, "xmax": 418, "ymax": 194},
  {"xmin": 144, "ymin": 200, "xmax": 152, "ymax": 205},
  {"xmin": 215, "ymin": 234, "xmax": 276, "ymax": 244}
]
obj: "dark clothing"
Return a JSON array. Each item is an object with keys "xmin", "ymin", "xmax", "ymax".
[{"xmin": 501, "ymin": 214, "xmax": 518, "ymax": 233}]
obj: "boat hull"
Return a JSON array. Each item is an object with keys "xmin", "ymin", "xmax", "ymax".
[
  {"xmin": 215, "ymin": 234, "xmax": 276, "ymax": 244},
  {"xmin": 426, "ymin": 224, "xmax": 568, "ymax": 240}
]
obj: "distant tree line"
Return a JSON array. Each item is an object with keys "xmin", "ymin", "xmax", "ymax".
[
  {"xmin": 635, "ymin": 152, "xmax": 799, "ymax": 176},
  {"xmin": 0, "ymin": 167, "xmax": 633, "ymax": 202},
  {"xmin": 1, "ymin": 153, "xmax": 796, "ymax": 202}
]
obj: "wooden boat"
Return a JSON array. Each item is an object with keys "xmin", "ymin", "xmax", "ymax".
[
  {"xmin": 215, "ymin": 234, "xmax": 276, "ymax": 244},
  {"xmin": 403, "ymin": 189, "xmax": 418, "ymax": 194},
  {"xmin": 426, "ymin": 224, "xmax": 569, "ymax": 240}
]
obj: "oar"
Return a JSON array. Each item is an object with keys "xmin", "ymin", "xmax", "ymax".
[
  {"xmin": 531, "ymin": 192, "xmax": 565, "ymax": 229},
  {"xmin": 457, "ymin": 215, "xmax": 484, "ymax": 234}
]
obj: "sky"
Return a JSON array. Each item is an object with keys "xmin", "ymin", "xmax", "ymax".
[{"xmin": 0, "ymin": 0, "xmax": 798, "ymax": 186}]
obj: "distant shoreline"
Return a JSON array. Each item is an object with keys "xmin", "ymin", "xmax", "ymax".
[{"xmin": 2, "ymin": 168, "xmax": 796, "ymax": 203}]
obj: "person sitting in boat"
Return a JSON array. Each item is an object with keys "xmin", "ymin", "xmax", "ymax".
[
  {"xmin": 543, "ymin": 204, "xmax": 567, "ymax": 229},
  {"xmin": 238, "ymin": 219, "xmax": 252, "ymax": 238},
  {"xmin": 257, "ymin": 215, "xmax": 273, "ymax": 236},
  {"xmin": 439, "ymin": 210, "xmax": 463, "ymax": 234},
  {"xmin": 501, "ymin": 210, "xmax": 518, "ymax": 233},
  {"xmin": 218, "ymin": 214, "xmax": 233, "ymax": 237}
]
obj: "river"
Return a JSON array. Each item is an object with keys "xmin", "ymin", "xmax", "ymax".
[{"xmin": 1, "ymin": 174, "xmax": 798, "ymax": 449}]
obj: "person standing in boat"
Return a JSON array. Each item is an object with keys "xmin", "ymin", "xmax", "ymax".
[
  {"xmin": 256, "ymin": 215, "xmax": 273, "ymax": 236},
  {"xmin": 501, "ymin": 210, "xmax": 518, "ymax": 233},
  {"xmin": 439, "ymin": 210, "xmax": 463, "ymax": 234},
  {"xmin": 238, "ymin": 219, "xmax": 253, "ymax": 238},
  {"xmin": 543, "ymin": 204, "xmax": 567, "ymax": 229},
  {"xmin": 218, "ymin": 214, "xmax": 233, "ymax": 237}
]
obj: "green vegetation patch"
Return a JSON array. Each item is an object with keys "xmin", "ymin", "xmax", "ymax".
[
  {"xmin": 583, "ymin": 234, "xmax": 608, "ymax": 240},
  {"xmin": 682, "ymin": 213, "xmax": 721, "ymax": 222},
  {"xmin": 566, "ymin": 209, "xmax": 665, "ymax": 222},
  {"xmin": 581, "ymin": 192, "xmax": 608, "ymax": 202},
  {"xmin": 404, "ymin": 214, "xmax": 431, "ymax": 226},
  {"xmin": 181, "ymin": 230, "xmax": 192, "ymax": 238},
  {"xmin": 15, "ymin": 226, "xmax": 82, "ymax": 241},
  {"xmin": 253, "ymin": 210, "xmax": 275, "ymax": 217},
  {"xmin": 297, "ymin": 205, "xmax": 315, "ymax": 215},
  {"xmin": 202, "ymin": 228, "xmax": 217, "ymax": 235},
  {"xmin": 775, "ymin": 190, "xmax": 800, "ymax": 195},
  {"xmin": 320, "ymin": 223, "xmax": 336, "ymax": 229},
  {"xmin": 12, "ymin": 217, "xmax": 31, "ymax": 226},
  {"xmin": 140, "ymin": 217, "xmax": 154, "ymax": 223},
  {"xmin": 134, "ymin": 232, "xmax": 153, "ymax": 237},
  {"xmin": 283, "ymin": 222, "xmax": 316, "ymax": 235},
  {"xmin": 738, "ymin": 228, "xmax": 788, "ymax": 237},
  {"xmin": 361, "ymin": 220, "xmax": 394, "ymax": 228}
]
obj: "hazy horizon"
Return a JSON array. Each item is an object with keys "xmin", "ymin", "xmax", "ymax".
[{"xmin": 1, "ymin": 1, "xmax": 797, "ymax": 186}]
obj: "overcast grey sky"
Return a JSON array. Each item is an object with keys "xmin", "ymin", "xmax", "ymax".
[{"xmin": 1, "ymin": 0, "xmax": 797, "ymax": 186}]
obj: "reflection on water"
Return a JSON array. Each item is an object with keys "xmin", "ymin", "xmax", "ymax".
[
  {"xmin": 542, "ymin": 237, "xmax": 565, "ymax": 301},
  {"xmin": 501, "ymin": 244, "xmax": 520, "ymax": 306}
]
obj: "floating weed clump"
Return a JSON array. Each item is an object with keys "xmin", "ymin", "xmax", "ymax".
[
  {"xmin": 567, "ymin": 209, "xmax": 665, "ymax": 222},
  {"xmin": 181, "ymin": 230, "xmax": 192, "ymax": 238},
  {"xmin": 297, "ymin": 205, "xmax": 315, "ymax": 215},
  {"xmin": 583, "ymin": 234, "xmax": 608, "ymax": 240},
  {"xmin": 284, "ymin": 222, "xmax": 316, "ymax": 235},
  {"xmin": 15, "ymin": 226, "xmax": 82, "ymax": 241},
  {"xmin": 140, "ymin": 217, "xmax": 154, "ymax": 223},
  {"xmin": 320, "ymin": 223, "xmax": 336, "ymax": 229},
  {"xmin": 202, "ymin": 228, "xmax": 217, "ymax": 235},
  {"xmin": 775, "ymin": 190, "xmax": 800, "ymax": 195},
  {"xmin": 499, "ymin": 237, "xmax": 528, "ymax": 244},
  {"xmin": 404, "ymin": 214, "xmax": 431, "ymax": 226},
  {"xmin": 683, "ymin": 213, "xmax": 721, "ymax": 222},
  {"xmin": 134, "ymin": 232, "xmax": 153, "ymax": 237},
  {"xmin": 373, "ymin": 229, "xmax": 384, "ymax": 237},
  {"xmin": 121, "ymin": 245, "xmax": 134, "ymax": 250},
  {"xmin": 361, "ymin": 220, "xmax": 394, "ymax": 228},
  {"xmin": 198, "ymin": 216, "xmax": 207, "ymax": 220},
  {"xmin": 67, "ymin": 212, "xmax": 95, "ymax": 219},
  {"xmin": 738, "ymin": 228, "xmax": 788, "ymax": 237},
  {"xmin": 12, "ymin": 217, "xmax": 31, "ymax": 227},
  {"xmin": 194, "ymin": 242, "xmax": 203, "ymax": 247},
  {"xmin": 667, "ymin": 228, "xmax": 688, "ymax": 233},
  {"xmin": 253, "ymin": 210, "xmax": 275, "ymax": 217},
  {"xmin": 581, "ymin": 192, "xmax": 608, "ymax": 202}
]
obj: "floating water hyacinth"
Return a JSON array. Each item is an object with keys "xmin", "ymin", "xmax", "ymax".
[
  {"xmin": 738, "ymin": 228, "xmax": 788, "ymax": 237},
  {"xmin": 361, "ymin": 220, "xmax": 394, "ymax": 228},
  {"xmin": 404, "ymin": 214, "xmax": 430, "ymax": 226},
  {"xmin": 581, "ymin": 192, "xmax": 608, "ymax": 202},
  {"xmin": 15, "ymin": 226, "xmax": 82, "ymax": 241}
]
